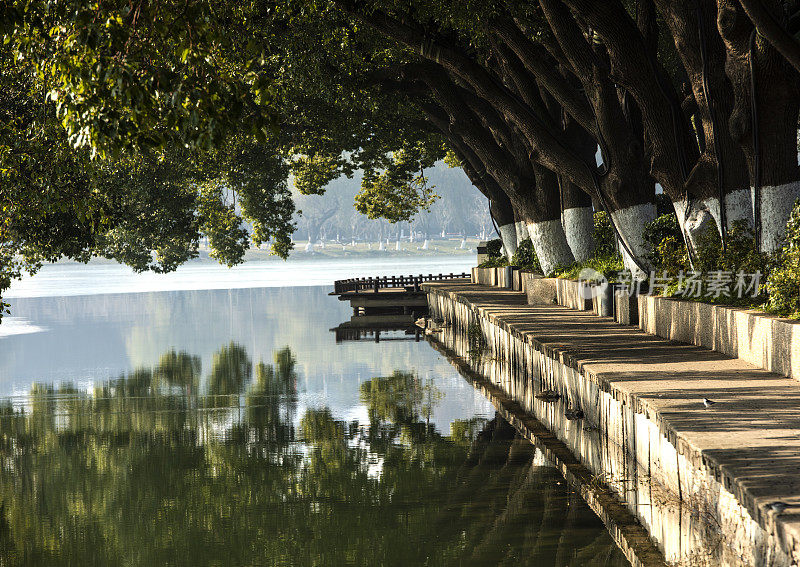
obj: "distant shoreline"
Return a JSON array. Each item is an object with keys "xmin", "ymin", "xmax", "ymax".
[{"xmin": 52, "ymin": 238, "xmax": 482, "ymax": 266}]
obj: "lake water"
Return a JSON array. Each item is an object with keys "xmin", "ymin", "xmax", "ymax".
[
  {"xmin": 3, "ymin": 256, "xmax": 475, "ymax": 298},
  {"xmin": 0, "ymin": 259, "xmax": 630, "ymax": 565}
]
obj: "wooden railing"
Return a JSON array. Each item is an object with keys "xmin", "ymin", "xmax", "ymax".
[{"xmin": 333, "ymin": 272, "xmax": 470, "ymax": 294}]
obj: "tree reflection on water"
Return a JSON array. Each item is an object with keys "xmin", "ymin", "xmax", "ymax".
[{"xmin": 0, "ymin": 343, "xmax": 629, "ymax": 566}]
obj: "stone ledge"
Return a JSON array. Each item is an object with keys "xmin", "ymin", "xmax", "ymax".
[
  {"xmin": 422, "ymin": 281, "xmax": 800, "ymax": 565},
  {"xmin": 472, "ymin": 266, "xmax": 530, "ymax": 291},
  {"xmin": 638, "ymin": 295, "xmax": 800, "ymax": 381},
  {"xmin": 512, "ymin": 272, "xmax": 798, "ymax": 380}
]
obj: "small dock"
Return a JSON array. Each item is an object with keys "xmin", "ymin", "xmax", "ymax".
[
  {"xmin": 330, "ymin": 272, "xmax": 469, "ymax": 340},
  {"xmin": 331, "ymin": 273, "xmax": 470, "ymax": 317}
]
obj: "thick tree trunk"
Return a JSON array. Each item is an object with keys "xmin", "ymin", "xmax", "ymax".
[
  {"xmin": 672, "ymin": 198, "xmax": 717, "ymax": 258},
  {"xmin": 560, "ymin": 120, "xmax": 597, "ymax": 262},
  {"xmin": 498, "ymin": 223, "xmax": 518, "ymax": 259},
  {"xmin": 611, "ymin": 203, "xmax": 658, "ymax": 275},
  {"xmin": 539, "ymin": 0, "xmax": 657, "ymax": 271},
  {"xmin": 526, "ymin": 218, "xmax": 574, "ymax": 274},
  {"xmin": 514, "ymin": 212, "xmax": 530, "ymax": 244},
  {"xmin": 525, "ymin": 166, "xmax": 575, "ymax": 274},
  {"xmin": 738, "ymin": 0, "xmax": 800, "ymax": 74},
  {"xmin": 656, "ymin": 0, "xmax": 753, "ymax": 241},
  {"xmin": 414, "ymin": 80, "xmax": 575, "ymax": 269},
  {"xmin": 717, "ymin": 0, "xmax": 800, "ymax": 250},
  {"xmin": 761, "ymin": 181, "xmax": 800, "ymax": 250},
  {"xmin": 556, "ymin": 0, "xmax": 698, "ymax": 201},
  {"xmin": 561, "ymin": 183, "xmax": 595, "ymax": 262}
]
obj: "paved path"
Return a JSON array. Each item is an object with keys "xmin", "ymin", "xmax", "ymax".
[{"xmin": 426, "ymin": 281, "xmax": 800, "ymax": 561}]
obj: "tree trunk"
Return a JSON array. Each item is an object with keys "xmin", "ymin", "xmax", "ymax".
[
  {"xmin": 525, "ymin": 166, "xmax": 575, "ymax": 274},
  {"xmin": 561, "ymin": 120, "xmax": 597, "ymax": 262},
  {"xmin": 514, "ymin": 214, "xmax": 530, "ymax": 244},
  {"xmin": 656, "ymin": 0, "xmax": 753, "ymax": 241},
  {"xmin": 498, "ymin": 223, "xmax": 518, "ymax": 259},
  {"xmin": 561, "ymin": 192, "xmax": 595, "ymax": 262},
  {"xmin": 717, "ymin": 0, "xmax": 800, "ymax": 250},
  {"xmin": 610, "ymin": 203, "xmax": 658, "ymax": 274}
]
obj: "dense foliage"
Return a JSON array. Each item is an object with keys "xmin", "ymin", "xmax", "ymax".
[
  {"xmin": 2, "ymin": 0, "xmax": 800, "ymax": 319},
  {"xmin": 766, "ymin": 201, "xmax": 800, "ymax": 318},
  {"xmin": 511, "ymin": 238, "xmax": 542, "ymax": 273},
  {"xmin": 486, "ymin": 239, "xmax": 503, "ymax": 258}
]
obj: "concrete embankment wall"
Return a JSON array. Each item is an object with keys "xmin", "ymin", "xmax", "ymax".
[
  {"xmin": 638, "ymin": 295, "xmax": 799, "ymax": 381},
  {"xmin": 472, "ymin": 268, "xmax": 799, "ymax": 381},
  {"xmin": 425, "ymin": 282, "xmax": 798, "ymax": 567}
]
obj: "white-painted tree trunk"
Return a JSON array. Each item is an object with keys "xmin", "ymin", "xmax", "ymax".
[
  {"xmin": 526, "ymin": 220, "xmax": 575, "ymax": 275},
  {"xmin": 498, "ymin": 223, "xmax": 518, "ymax": 260},
  {"xmin": 703, "ymin": 188, "xmax": 754, "ymax": 236},
  {"xmin": 610, "ymin": 203, "xmax": 656, "ymax": 276},
  {"xmin": 759, "ymin": 181, "xmax": 800, "ymax": 251},
  {"xmin": 672, "ymin": 199, "xmax": 716, "ymax": 261},
  {"xmin": 514, "ymin": 221, "xmax": 529, "ymax": 243},
  {"xmin": 562, "ymin": 206, "xmax": 595, "ymax": 262}
]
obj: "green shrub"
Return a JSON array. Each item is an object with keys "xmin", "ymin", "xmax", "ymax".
[
  {"xmin": 693, "ymin": 220, "xmax": 771, "ymax": 277},
  {"xmin": 552, "ymin": 254, "xmax": 623, "ymax": 281},
  {"xmin": 478, "ymin": 256, "xmax": 509, "ymax": 268},
  {"xmin": 593, "ymin": 211, "xmax": 616, "ymax": 258},
  {"xmin": 511, "ymin": 238, "xmax": 541, "ymax": 273},
  {"xmin": 654, "ymin": 236, "xmax": 689, "ymax": 274},
  {"xmin": 644, "ymin": 213, "xmax": 688, "ymax": 274},
  {"xmin": 766, "ymin": 200, "xmax": 800, "ymax": 318},
  {"xmin": 486, "ymin": 238, "xmax": 503, "ymax": 258}
]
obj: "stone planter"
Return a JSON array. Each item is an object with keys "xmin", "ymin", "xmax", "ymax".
[
  {"xmin": 591, "ymin": 283, "xmax": 614, "ymax": 317},
  {"xmin": 554, "ymin": 278, "xmax": 592, "ymax": 311},
  {"xmin": 613, "ymin": 288, "xmax": 640, "ymax": 326},
  {"xmin": 522, "ymin": 274, "xmax": 557, "ymax": 305},
  {"xmin": 497, "ymin": 266, "xmax": 513, "ymax": 289},
  {"xmin": 471, "ymin": 266, "xmax": 496, "ymax": 286},
  {"xmin": 471, "ymin": 266, "xmax": 515, "ymax": 289},
  {"xmin": 639, "ymin": 295, "xmax": 800, "ymax": 380},
  {"xmin": 512, "ymin": 268, "xmax": 523, "ymax": 291}
]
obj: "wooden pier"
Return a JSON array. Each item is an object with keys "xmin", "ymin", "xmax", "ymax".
[
  {"xmin": 330, "ymin": 272, "xmax": 469, "ymax": 339},
  {"xmin": 331, "ymin": 272, "xmax": 469, "ymax": 316}
]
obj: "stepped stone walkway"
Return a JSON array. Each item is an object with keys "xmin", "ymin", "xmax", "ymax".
[{"xmin": 425, "ymin": 281, "xmax": 800, "ymax": 561}]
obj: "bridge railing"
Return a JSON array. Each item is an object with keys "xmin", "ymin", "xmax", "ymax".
[{"xmin": 333, "ymin": 272, "xmax": 470, "ymax": 294}]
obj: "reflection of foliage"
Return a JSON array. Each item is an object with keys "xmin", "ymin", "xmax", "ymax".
[
  {"xmin": 252, "ymin": 346, "xmax": 297, "ymax": 398},
  {"xmin": 449, "ymin": 418, "xmax": 489, "ymax": 446},
  {"xmin": 207, "ymin": 342, "xmax": 252, "ymax": 397},
  {"xmin": 152, "ymin": 351, "xmax": 201, "ymax": 388},
  {"xmin": 359, "ymin": 371, "xmax": 442, "ymax": 425},
  {"xmin": 0, "ymin": 345, "xmax": 629, "ymax": 566},
  {"xmin": 467, "ymin": 323, "xmax": 487, "ymax": 358}
]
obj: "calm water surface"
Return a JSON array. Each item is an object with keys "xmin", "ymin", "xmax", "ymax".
[{"xmin": 0, "ymin": 261, "xmax": 629, "ymax": 566}]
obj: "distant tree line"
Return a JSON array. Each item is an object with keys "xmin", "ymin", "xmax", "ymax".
[{"xmin": 292, "ymin": 163, "xmax": 495, "ymax": 244}]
